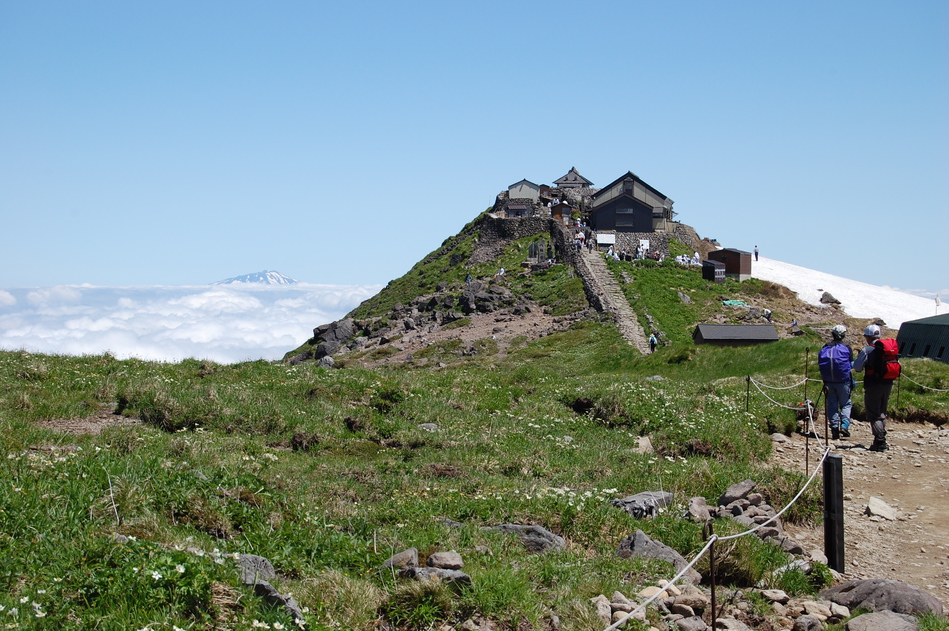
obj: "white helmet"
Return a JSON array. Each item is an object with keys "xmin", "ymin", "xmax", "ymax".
[
  {"xmin": 864, "ymin": 324, "xmax": 881, "ymax": 338},
  {"xmin": 832, "ymin": 325, "xmax": 847, "ymax": 340}
]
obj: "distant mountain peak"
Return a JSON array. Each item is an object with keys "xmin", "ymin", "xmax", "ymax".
[{"xmin": 212, "ymin": 270, "xmax": 299, "ymax": 285}]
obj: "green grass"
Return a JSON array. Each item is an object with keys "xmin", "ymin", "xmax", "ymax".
[{"xmin": 2, "ymin": 256, "xmax": 948, "ymax": 629}]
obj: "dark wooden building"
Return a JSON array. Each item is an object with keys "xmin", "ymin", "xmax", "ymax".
[
  {"xmin": 693, "ymin": 324, "xmax": 779, "ymax": 345},
  {"xmin": 707, "ymin": 249, "xmax": 752, "ymax": 281},
  {"xmin": 702, "ymin": 259, "xmax": 726, "ymax": 283},
  {"xmin": 589, "ymin": 171, "xmax": 674, "ymax": 234},
  {"xmin": 553, "ymin": 167, "xmax": 594, "ymax": 189},
  {"xmin": 897, "ymin": 313, "xmax": 949, "ymax": 364}
]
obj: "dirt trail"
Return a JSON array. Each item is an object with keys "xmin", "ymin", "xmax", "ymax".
[{"xmin": 771, "ymin": 421, "xmax": 949, "ymax": 606}]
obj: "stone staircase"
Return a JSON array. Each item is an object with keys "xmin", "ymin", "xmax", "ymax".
[{"xmin": 574, "ymin": 248, "xmax": 650, "ymax": 354}]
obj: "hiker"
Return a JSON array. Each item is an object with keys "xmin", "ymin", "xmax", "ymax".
[
  {"xmin": 763, "ymin": 308, "xmax": 772, "ymax": 322},
  {"xmin": 852, "ymin": 324, "xmax": 900, "ymax": 452},
  {"xmin": 649, "ymin": 334, "xmax": 658, "ymax": 353},
  {"xmin": 819, "ymin": 325, "xmax": 853, "ymax": 440},
  {"xmin": 754, "ymin": 245, "xmax": 759, "ymax": 261},
  {"xmin": 465, "ymin": 273, "xmax": 472, "ymax": 285}
]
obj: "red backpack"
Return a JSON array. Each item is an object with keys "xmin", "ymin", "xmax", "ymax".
[{"xmin": 867, "ymin": 338, "xmax": 901, "ymax": 380}]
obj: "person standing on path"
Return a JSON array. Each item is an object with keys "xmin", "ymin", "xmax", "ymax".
[
  {"xmin": 818, "ymin": 325, "xmax": 853, "ymax": 440},
  {"xmin": 754, "ymin": 245, "xmax": 759, "ymax": 262},
  {"xmin": 648, "ymin": 334, "xmax": 658, "ymax": 353},
  {"xmin": 852, "ymin": 324, "xmax": 893, "ymax": 451}
]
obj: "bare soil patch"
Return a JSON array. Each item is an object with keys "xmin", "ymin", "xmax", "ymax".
[
  {"xmin": 36, "ymin": 406, "xmax": 141, "ymax": 436},
  {"xmin": 356, "ymin": 306, "xmax": 587, "ymax": 368}
]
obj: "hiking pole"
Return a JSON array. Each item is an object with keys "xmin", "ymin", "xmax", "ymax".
[
  {"xmin": 815, "ymin": 387, "xmax": 827, "ymax": 441},
  {"xmin": 804, "ymin": 347, "xmax": 810, "ymax": 402}
]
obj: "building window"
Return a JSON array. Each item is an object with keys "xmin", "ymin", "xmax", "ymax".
[
  {"xmin": 899, "ymin": 342, "xmax": 906, "ymax": 353},
  {"xmin": 910, "ymin": 343, "xmax": 917, "ymax": 355},
  {"xmin": 924, "ymin": 345, "xmax": 932, "ymax": 357},
  {"xmin": 616, "ymin": 208, "xmax": 634, "ymax": 214},
  {"xmin": 938, "ymin": 347, "xmax": 945, "ymax": 359},
  {"xmin": 616, "ymin": 218, "xmax": 635, "ymax": 227}
]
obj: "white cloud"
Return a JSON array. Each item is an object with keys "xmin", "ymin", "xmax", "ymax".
[
  {"xmin": 26, "ymin": 286, "xmax": 84, "ymax": 306},
  {"xmin": 0, "ymin": 283, "xmax": 381, "ymax": 363}
]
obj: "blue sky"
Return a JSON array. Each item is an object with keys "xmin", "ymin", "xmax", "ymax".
[{"xmin": 2, "ymin": 1, "xmax": 947, "ymax": 297}]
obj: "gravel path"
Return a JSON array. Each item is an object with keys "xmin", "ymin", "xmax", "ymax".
[{"xmin": 771, "ymin": 422, "xmax": 949, "ymax": 605}]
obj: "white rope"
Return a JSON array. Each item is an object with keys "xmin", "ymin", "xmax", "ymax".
[
  {"xmin": 602, "ymin": 537, "xmax": 718, "ymax": 631},
  {"xmin": 601, "ymin": 445, "xmax": 831, "ymax": 631},
  {"xmin": 751, "ymin": 377, "xmax": 807, "ymax": 391},
  {"xmin": 901, "ymin": 373, "xmax": 949, "ymax": 392},
  {"xmin": 605, "ymin": 368, "xmax": 842, "ymax": 630},
  {"xmin": 603, "ymin": 380, "xmax": 833, "ymax": 631},
  {"xmin": 749, "ymin": 379, "xmax": 806, "ymax": 410},
  {"xmin": 719, "ymin": 446, "xmax": 830, "ymax": 541}
]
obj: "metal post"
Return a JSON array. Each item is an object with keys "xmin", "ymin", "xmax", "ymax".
[
  {"xmin": 823, "ymin": 454, "xmax": 845, "ymax": 571},
  {"xmin": 822, "ymin": 385, "xmax": 828, "ymax": 441},
  {"xmin": 703, "ymin": 522, "xmax": 717, "ymax": 626},
  {"xmin": 745, "ymin": 375, "xmax": 751, "ymax": 412}
]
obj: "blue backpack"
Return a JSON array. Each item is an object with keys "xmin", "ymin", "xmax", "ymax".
[{"xmin": 818, "ymin": 343, "xmax": 852, "ymax": 383}]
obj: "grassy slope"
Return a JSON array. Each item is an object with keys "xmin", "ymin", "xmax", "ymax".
[{"xmin": 2, "ymin": 243, "xmax": 948, "ymax": 630}]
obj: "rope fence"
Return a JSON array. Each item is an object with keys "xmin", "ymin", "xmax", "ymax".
[
  {"xmin": 604, "ymin": 374, "xmax": 831, "ymax": 630},
  {"xmin": 900, "ymin": 372, "xmax": 949, "ymax": 392},
  {"xmin": 605, "ymin": 357, "xmax": 947, "ymax": 631}
]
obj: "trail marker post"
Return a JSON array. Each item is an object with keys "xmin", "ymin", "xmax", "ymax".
[{"xmin": 823, "ymin": 454, "xmax": 845, "ymax": 571}]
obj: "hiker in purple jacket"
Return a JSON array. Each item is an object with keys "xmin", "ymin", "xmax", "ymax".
[{"xmin": 819, "ymin": 325, "xmax": 853, "ymax": 440}]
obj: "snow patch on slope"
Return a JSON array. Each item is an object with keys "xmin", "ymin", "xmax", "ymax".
[{"xmin": 751, "ymin": 257, "xmax": 947, "ymax": 330}]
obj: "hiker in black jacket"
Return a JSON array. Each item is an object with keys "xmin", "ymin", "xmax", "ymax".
[{"xmin": 853, "ymin": 324, "xmax": 892, "ymax": 451}]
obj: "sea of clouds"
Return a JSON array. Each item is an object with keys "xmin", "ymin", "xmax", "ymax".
[{"xmin": 0, "ymin": 283, "xmax": 382, "ymax": 364}]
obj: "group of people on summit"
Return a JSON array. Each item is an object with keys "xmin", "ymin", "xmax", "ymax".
[{"xmin": 818, "ymin": 323, "xmax": 901, "ymax": 452}]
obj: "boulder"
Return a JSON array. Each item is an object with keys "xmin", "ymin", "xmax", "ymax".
[
  {"xmin": 865, "ymin": 497, "xmax": 898, "ymax": 521},
  {"xmin": 674, "ymin": 616, "xmax": 707, "ymax": 631},
  {"xmin": 381, "ymin": 548, "xmax": 418, "ymax": 570},
  {"xmin": 820, "ymin": 578, "xmax": 943, "ymax": 616},
  {"xmin": 427, "ymin": 550, "xmax": 463, "ymax": 570},
  {"xmin": 791, "ymin": 615, "xmax": 823, "ymax": 631},
  {"xmin": 253, "ymin": 580, "xmax": 304, "ymax": 620},
  {"xmin": 488, "ymin": 524, "xmax": 566, "ymax": 553},
  {"xmin": 611, "ymin": 491, "xmax": 673, "ymax": 519},
  {"xmin": 316, "ymin": 340, "xmax": 340, "ymax": 359},
  {"xmin": 686, "ymin": 497, "xmax": 711, "ymax": 522},
  {"xmin": 399, "ymin": 566, "xmax": 471, "ymax": 585},
  {"xmin": 616, "ymin": 530, "xmax": 702, "ymax": 585},
  {"xmin": 845, "ymin": 610, "xmax": 919, "ymax": 631},
  {"xmin": 238, "ymin": 554, "xmax": 276, "ymax": 584},
  {"xmin": 718, "ymin": 479, "xmax": 756, "ymax": 506}
]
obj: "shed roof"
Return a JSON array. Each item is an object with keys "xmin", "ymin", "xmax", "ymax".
[
  {"xmin": 693, "ymin": 324, "xmax": 779, "ymax": 341},
  {"xmin": 711, "ymin": 248, "xmax": 752, "ymax": 256},
  {"xmin": 901, "ymin": 314, "xmax": 949, "ymax": 327}
]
